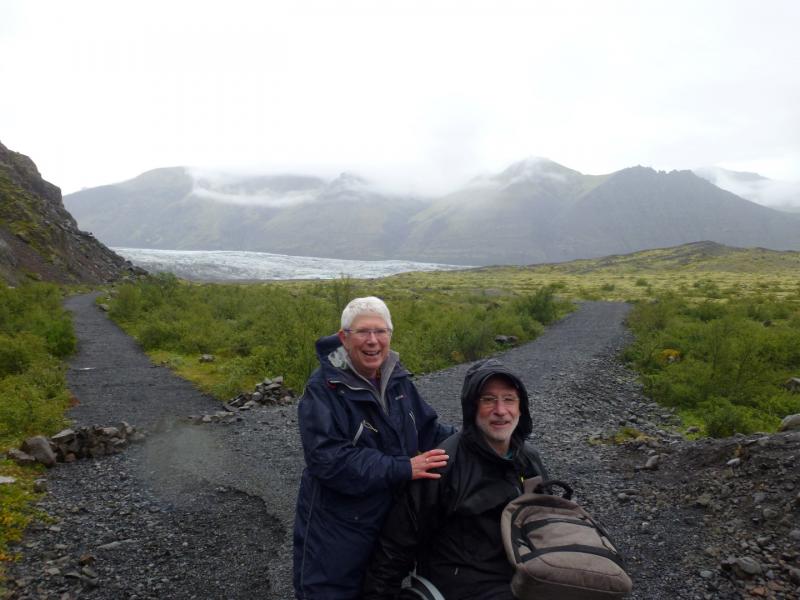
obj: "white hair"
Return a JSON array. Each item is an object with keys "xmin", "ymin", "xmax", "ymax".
[{"xmin": 340, "ymin": 296, "xmax": 393, "ymax": 331}]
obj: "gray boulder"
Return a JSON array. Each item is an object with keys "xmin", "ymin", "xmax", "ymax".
[
  {"xmin": 7, "ymin": 448, "xmax": 37, "ymax": 466},
  {"xmin": 778, "ymin": 413, "xmax": 800, "ymax": 431},
  {"xmin": 21, "ymin": 435, "xmax": 57, "ymax": 467}
]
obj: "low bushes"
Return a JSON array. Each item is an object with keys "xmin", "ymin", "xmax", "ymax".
[
  {"xmin": 0, "ymin": 282, "xmax": 74, "ymax": 584},
  {"xmin": 103, "ymin": 275, "xmax": 572, "ymax": 397},
  {"xmin": 625, "ymin": 293, "xmax": 800, "ymax": 436},
  {"xmin": 0, "ymin": 284, "xmax": 73, "ymax": 447}
]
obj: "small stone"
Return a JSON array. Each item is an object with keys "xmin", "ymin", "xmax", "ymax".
[
  {"xmin": 78, "ymin": 553, "xmax": 94, "ymax": 565},
  {"xmin": 644, "ymin": 454, "xmax": 662, "ymax": 470},
  {"xmin": 762, "ymin": 507, "xmax": 779, "ymax": 520},
  {"xmin": 51, "ymin": 429, "xmax": 76, "ymax": 443},
  {"xmin": 199, "ymin": 354, "xmax": 215, "ymax": 363},
  {"xmin": 33, "ymin": 478, "xmax": 48, "ymax": 492},
  {"xmin": 45, "ymin": 567, "xmax": 61, "ymax": 576},
  {"xmin": 695, "ymin": 494, "xmax": 712, "ymax": 508},
  {"xmin": 787, "ymin": 567, "xmax": 800, "ymax": 585},
  {"xmin": 726, "ymin": 458, "xmax": 741, "ymax": 467},
  {"xmin": 699, "ymin": 570, "xmax": 714, "ymax": 579},
  {"xmin": 778, "ymin": 414, "xmax": 800, "ymax": 431},
  {"xmin": 21, "ymin": 435, "xmax": 57, "ymax": 467},
  {"xmin": 7, "ymin": 448, "xmax": 37, "ymax": 466},
  {"xmin": 97, "ymin": 541, "xmax": 122, "ymax": 550},
  {"xmin": 81, "ymin": 565, "xmax": 98, "ymax": 579},
  {"xmin": 734, "ymin": 556, "xmax": 762, "ymax": 577},
  {"xmin": 789, "ymin": 529, "xmax": 800, "ymax": 541},
  {"xmin": 749, "ymin": 586, "xmax": 767, "ymax": 597},
  {"xmin": 0, "ymin": 475, "xmax": 16, "ymax": 485}
]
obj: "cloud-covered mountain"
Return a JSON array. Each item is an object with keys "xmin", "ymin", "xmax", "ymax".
[
  {"xmin": 64, "ymin": 159, "xmax": 800, "ymax": 266},
  {"xmin": 693, "ymin": 167, "xmax": 800, "ymax": 211}
]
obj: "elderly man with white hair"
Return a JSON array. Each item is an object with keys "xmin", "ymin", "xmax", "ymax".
[{"xmin": 293, "ymin": 296, "xmax": 455, "ymax": 600}]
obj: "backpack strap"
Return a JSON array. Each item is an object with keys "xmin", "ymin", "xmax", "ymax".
[
  {"xmin": 521, "ymin": 477, "xmax": 573, "ymax": 499},
  {"xmin": 519, "ymin": 544, "xmax": 627, "ymax": 570}
]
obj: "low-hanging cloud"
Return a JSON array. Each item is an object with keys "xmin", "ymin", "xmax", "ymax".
[
  {"xmin": 187, "ymin": 167, "xmax": 325, "ymax": 208},
  {"xmin": 695, "ymin": 167, "xmax": 800, "ymax": 209}
]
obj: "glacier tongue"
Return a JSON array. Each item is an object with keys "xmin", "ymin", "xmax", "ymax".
[{"xmin": 113, "ymin": 248, "xmax": 468, "ymax": 281}]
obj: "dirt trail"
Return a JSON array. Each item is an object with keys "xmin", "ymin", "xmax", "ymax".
[{"xmin": 7, "ymin": 295, "xmax": 711, "ymax": 599}]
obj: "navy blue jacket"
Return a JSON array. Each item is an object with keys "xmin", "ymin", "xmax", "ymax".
[{"xmin": 293, "ymin": 334, "xmax": 454, "ymax": 599}]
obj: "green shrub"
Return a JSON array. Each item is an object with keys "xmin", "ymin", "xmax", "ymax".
[
  {"xmin": 0, "ymin": 333, "xmax": 40, "ymax": 377},
  {"xmin": 109, "ymin": 284, "xmax": 142, "ymax": 321},
  {"xmin": 514, "ymin": 286, "xmax": 559, "ymax": 325},
  {"xmin": 40, "ymin": 315, "xmax": 77, "ymax": 357},
  {"xmin": 627, "ymin": 292, "xmax": 800, "ymax": 437},
  {"xmin": 0, "ymin": 283, "xmax": 75, "ymax": 447},
  {"xmin": 138, "ymin": 321, "xmax": 182, "ymax": 350},
  {"xmin": 0, "ymin": 368, "xmax": 70, "ymax": 443},
  {"xmin": 105, "ymin": 277, "xmax": 574, "ymax": 398},
  {"xmin": 686, "ymin": 301, "xmax": 725, "ymax": 322}
]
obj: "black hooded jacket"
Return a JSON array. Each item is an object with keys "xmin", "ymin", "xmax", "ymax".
[{"xmin": 362, "ymin": 359, "xmax": 549, "ymax": 599}]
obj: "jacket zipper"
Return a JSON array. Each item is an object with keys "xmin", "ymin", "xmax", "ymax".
[
  {"xmin": 330, "ymin": 379, "xmax": 407, "ymax": 447},
  {"xmin": 352, "ymin": 421, "xmax": 365, "ymax": 446}
]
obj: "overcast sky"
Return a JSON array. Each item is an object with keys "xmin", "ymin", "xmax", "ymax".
[{"xmin": 1, "ymin": 0, "xmax": 799, "ymax": 196}]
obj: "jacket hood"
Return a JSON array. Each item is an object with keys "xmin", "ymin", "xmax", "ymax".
[{"xmin": 459, "ymin": 358, "xmax": 533, "ymax": 440}]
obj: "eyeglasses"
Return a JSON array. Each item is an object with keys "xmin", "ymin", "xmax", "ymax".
[
  {"xmin": 479, "ymin": 394, "xmax": 519, "ymax": 407},
  {"xmin": 344, "ymin": 328, "xmax": 393, "ymax": 340}
]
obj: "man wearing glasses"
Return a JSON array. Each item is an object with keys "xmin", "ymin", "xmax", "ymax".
[
  {"xmin": 293, "ymin": 296, "xmax": 454, "ymax": 599},
  {"xmin": 362, "ymin": 358, "xmax": 549, "ymax": 600}
]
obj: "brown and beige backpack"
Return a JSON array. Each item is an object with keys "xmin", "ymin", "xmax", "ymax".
[{"xmin": 501, "ymin": 477, "xmax": 633, "ymax": 600}]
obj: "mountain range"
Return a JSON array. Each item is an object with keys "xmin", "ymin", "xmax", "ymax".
[{"xmin": 64, "ymin": 159, "xmax": 800, "ymax": 266}]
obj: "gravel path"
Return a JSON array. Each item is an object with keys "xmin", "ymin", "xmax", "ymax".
[{"xmin": 7, "ymin": 294, "xmax": 710, "ymax": 599}]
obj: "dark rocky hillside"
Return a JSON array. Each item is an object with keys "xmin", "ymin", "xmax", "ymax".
[
  {"xmin": 0, "ymin": 141, "xmax": 139, "ymax": 285},
  {"xmin": 64, "ymin": 159, "xmax": 800, "ymax": 265}
]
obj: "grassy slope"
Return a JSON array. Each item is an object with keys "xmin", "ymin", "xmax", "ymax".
[{"xmin": 378, "ymin": 241, "xmax": 800, "ymax": 303}]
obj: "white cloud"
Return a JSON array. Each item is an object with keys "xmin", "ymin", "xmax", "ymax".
[
  {"xmin": 697, "ymin": 167, "xmax": 800, "ymax": 209},
  {"xmin": 1, "ymin": 0, "xmax": 799, "ymax": 195}
]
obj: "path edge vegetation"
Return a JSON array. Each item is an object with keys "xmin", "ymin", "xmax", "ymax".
[{"xmin": 1, "ymin": 283, "xmax": 75, "ymax": 593}]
